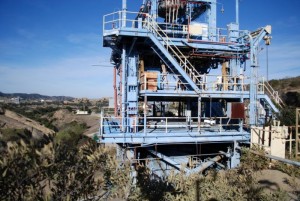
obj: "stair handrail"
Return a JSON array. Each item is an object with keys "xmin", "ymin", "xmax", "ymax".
[
  {"xmin": 263, "ymin": 80, "xmax": 285, "ymax": 108},
  {"xmin": 144, "ymin": 15, "xmax": 203, "ymax": 88}
]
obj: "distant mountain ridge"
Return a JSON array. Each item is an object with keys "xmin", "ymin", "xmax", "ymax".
[{"xmin": 0, "ymin": 92, "xmax": 74, "ymax": 101}]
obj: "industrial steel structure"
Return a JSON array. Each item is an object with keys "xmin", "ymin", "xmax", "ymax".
[{"xmin": 99, "ymin": 0, "xmax": 283, "ymax": 175}]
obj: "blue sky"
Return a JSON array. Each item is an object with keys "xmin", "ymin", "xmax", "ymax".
[{"xmin": 0, "ymin": 0, "xmax": 300, "ymax": 98}]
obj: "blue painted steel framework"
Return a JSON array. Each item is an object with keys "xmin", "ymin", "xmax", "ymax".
[{"xmin": 100, "ymin": 0, "xmax": 277, "ymax": 175}]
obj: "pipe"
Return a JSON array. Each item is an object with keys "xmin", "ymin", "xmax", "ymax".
[
  {"xmin": 189, "ymin": 53, "xmax": 238, "ymax": 59},
  {"xmin": 198, "ymin": 155, "xmax": 223, "ymax": 172},
  {"xmin": 246, "ymin": 149, "xmax": 300, "ymax": 167},
  {"xmin": 188, "ymin": 155, "xmax": 224, "ymax": 175},
  {"xmin": 121, "ymin": 45, "xmax": 126, "ymax": 132},
  {"xmin": 113, "ymin": 67, "xmax": 117, "ymax": 117}
]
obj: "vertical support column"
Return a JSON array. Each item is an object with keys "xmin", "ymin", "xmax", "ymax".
[
  {"xmin": 150, "ymin": 0, "xmax": 157, "ymax": 21},
  {"xmin": 208, "ymin": 0, "xmax": 217, "ymax": 41},
  {"xmin": 122, "ymin": 45, "xmax": 127, "ymax": 132},
  {"xmin": 249, "ymin": 35, "xmax": 257, "ymax": 126},
  {"xmin": 240, "ymin": 97, "xmax": 244, "ymax": 132},
  {"xmin": 113, "ymin": 67, "xmax": 118, "ymax": 117},
  {"xmin": 144, "ymin": 95, "xmax": 147, "ymax": 135},
  {"xmin": 250, "ymin": 66, "xmax": 258, "ymax": 126},
  {"xmin": 127, "ymin": 52, "xmax": 139, "ymax": 133},
  {"xmin": 198, "ymin": 96, "xmax": 202, "ymax": 132},
  {"xmin": 231, "ymin": 141, "xmax": 240, "ymax": 168}
]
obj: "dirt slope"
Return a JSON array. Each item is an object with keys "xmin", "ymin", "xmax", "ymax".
[
  {"xmin": 0, "ymin": 109, "xmax": 55, "ymax": 139},
  {"xmin": 256, "ymin": 169, "xmax": 300, "ymax": 200},
  {"xmin": 51, "ymin": 109, "xmax": 99, "ymax": 135}
]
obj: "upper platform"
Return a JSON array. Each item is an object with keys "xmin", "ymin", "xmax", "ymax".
[{"xmin": 103, "ymin": 11, "xmax": 251, "ymax": 55}]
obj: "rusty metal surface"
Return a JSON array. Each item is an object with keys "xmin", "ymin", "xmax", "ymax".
[{"xmin": 231, "ymin": 102, "xmax": 245, "ymax": 119}]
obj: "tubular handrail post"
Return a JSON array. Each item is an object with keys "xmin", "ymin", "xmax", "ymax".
[
  {"xmin": 100, "ymin": 113, "xmax": 103, "ymax": 136},
  {"xmin": 289, "ymin": 126, "xmax": 292, "ymax": 158},
  {"xmin": 166, "ymin": 117, "xmax": 168, "ymax": 133}
]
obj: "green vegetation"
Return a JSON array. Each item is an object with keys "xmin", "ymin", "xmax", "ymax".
[
  {"xmin": 54, "ymin": 121, "xmax": 87, "ymax": 145},
  {"xmin": 278, "ymin": 107, "xmax": 296, "ymax": 126},
  {"xmin": 0, "ymin": 128, "xmax": 32, "ymax": 143},
  {"xmin": 0, "ymin": 81, "xmax": 299, "ymax": 200},
  {"xmin": 1, "ymin": 126, "xmax": 299, "ymax": 201},
  {"xmin": 268, "ymin": 76, "xmax": 300, "ymax": 126},
  {"xmin": 269, "ymin": 76, "xmax": 300, "ymax": 109},
  {"xmin": 269, "ymin": 76, "xmax": 300, "ymax": 93},
  {"xmin": 0, "ymin": 123, "xmax": 130, "ymax": 201}
]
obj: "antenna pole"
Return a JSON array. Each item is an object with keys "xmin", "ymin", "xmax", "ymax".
[{"xmin": 236, "ymin": 0, "xmax": 239, "ymax": 25}]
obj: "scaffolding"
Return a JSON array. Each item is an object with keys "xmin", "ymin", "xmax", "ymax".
[{"xmin": 99, "ymin": 0, "xmax": 282, "ymax": 175}]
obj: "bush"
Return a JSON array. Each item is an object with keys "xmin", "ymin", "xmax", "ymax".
[
  {"xmin": 278, "ymin": 107, "xmax": 296, "ymax": 126},
  {"xmin": 54, "ymin": 121, "xmax": 87, "ymax": 146},
  {"xmin": 0, "ymin": 128, "xmax": 32, "ymax": 143},
  {"xmin": 0, "ymin": 132, "xmax": 130, "ymax": 200}
]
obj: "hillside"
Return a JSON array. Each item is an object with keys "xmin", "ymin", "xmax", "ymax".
[
  {"xmin": 0, "ymin": 109, "xmax": 55, "ymax": 143},
  {"xmin": 269, "ymin": 76, "xmax": 300, "ymax": 107},
  {"xmin": 269, "ymin": 76, "xmax": 300, "ymax": 93},
  {"xmin": 51, "ymin": 109, "xmax": 99, "ymax": 136}
]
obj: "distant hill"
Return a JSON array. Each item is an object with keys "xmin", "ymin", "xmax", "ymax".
[
  {"xmin": 269, "ymin": 76, "xmax": 300, "ymax": 93},
  {"xmin": 269, "ymin": 76, "xmax": 300, "ymax": 107},
  {"xmin": 0, "ymin": 92, "xmax": 74, "ymax": 101}
]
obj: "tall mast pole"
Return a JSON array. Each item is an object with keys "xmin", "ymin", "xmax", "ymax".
[{"xmin": 236, "ymin": 0, "xmax": 239, "ymax": 25}]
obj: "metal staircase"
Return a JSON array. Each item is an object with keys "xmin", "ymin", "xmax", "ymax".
[
  {"xmin": 144, "ymin": 16, "xmax": 203, "ymax": 94},
  {"xmin": 263, "ymin": 81, "xmax": 285, "ymax": 108}
]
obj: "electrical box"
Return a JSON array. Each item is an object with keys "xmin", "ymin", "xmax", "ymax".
[{"xmin": 228, "ymin": 23, "xmax": 239, "ymax": 42}]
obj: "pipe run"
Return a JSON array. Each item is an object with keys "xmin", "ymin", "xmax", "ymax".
[
  {"xmin": 187, "ymin": 155, "xmax": 224, "ymax": 175},
  {"xmin": 248, "ymin": 149, "xmax": 300, "ymax": 167}
]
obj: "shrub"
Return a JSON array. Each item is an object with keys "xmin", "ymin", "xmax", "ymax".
[{"xmin": 54, "ymin": 121, "xmax": 87, "ymax": 146}]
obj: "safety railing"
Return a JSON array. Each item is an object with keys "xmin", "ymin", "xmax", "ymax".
[
  {"xmin": 203, "ymin": 74, "xmax": 250, "ymax": 92},
  {"xmin": 139, "ymin": 72, "xmax": 190, "ymax": 91},
  {"xmin": 100, "ymin": 115, "xmax": 244, "ymax": 135},
  {"xmin": 103, "ymin": 10, "xmax": 248, "ymax": 44},
  {"xmin": 139, "ymin": 72, "xmax": 252, "ymax": 93},
  {"xmin": 261, "ymin": 78, "xmax": 285, "ymax": 108},
  {"xmin": 103, "ymin": 11, "xmax": 122, "ymax": 34}
]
